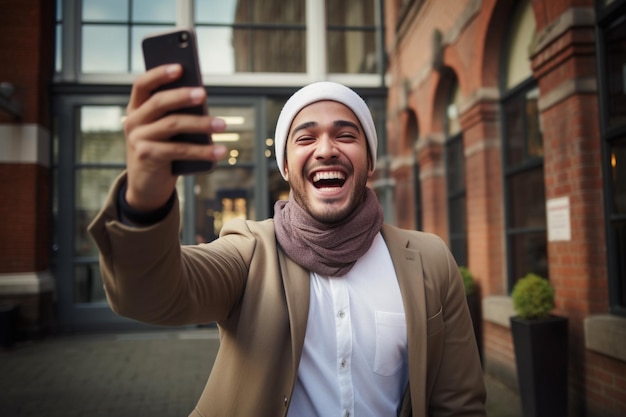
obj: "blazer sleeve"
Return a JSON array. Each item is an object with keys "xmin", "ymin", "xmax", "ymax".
[{"xmin": 87, "ymin": 173, "xmax": 258, "ymax": 326}]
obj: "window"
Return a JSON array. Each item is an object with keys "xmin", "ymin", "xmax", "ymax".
[
  {"xmin": 501, "ymin": 0, "xmax": 547, "ymax": 287},
  {"xmin": 445, "ymin": 80, "xmax": 466, "ymax": 266},
  {"xmin": 74, "ymin": 105, "xmax": 127, "ymax": 303},
  {"xmin": 55, "ymin": 0, "xmax": 385, "ymax": 84},
  {"xmin": 195, "ymin": 0, "xmax": 306, "ymax": 73},
  {"xmin": 326, "ymin": 0, "xmax": 378, "ymax": 74},
  {"xmin": 597, "ymin": 0, "xmax": 626, "ymax": 315},
  {"xmin": 81, "ymin": 0, "xmax": 176, "ymax": 73}
]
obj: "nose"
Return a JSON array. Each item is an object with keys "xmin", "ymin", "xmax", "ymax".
[{"xmin": 314, "ymin": 135, "xmax": 339, "ymax": 161}]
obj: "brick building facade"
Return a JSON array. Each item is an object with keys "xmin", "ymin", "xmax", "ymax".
[
  {"xmin": 1, "ymin": 0, "xmax": 625, "ymax": 415},
  {"xmin": 384, "ymin": 0, "xmax": 625, "ymax": 416},
  {"xmin": 0, "ymin": 0, "xmax": 55, "ymax": 338}
]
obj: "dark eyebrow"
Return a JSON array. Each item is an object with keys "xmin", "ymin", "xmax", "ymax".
[
  {"xmin": 290, "ymin": 120, "xmax": 361, "ymax": 140},
  {"xmin": 333, "ymin": 120, "xmax": 361, "ymax": 132},
  {"xmin": 290, "ymin": 121, "xmax": 317, "ymax": 139}
]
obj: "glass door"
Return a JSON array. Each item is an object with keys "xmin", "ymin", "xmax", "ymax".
[{"xmin": 53, "ymin": 95, "xmax": 271, "ymax": 331}]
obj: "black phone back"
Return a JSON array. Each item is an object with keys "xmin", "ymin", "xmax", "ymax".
[{"xmin": 142, "ymin": 29, "xmax": 214, "ymax": 175}]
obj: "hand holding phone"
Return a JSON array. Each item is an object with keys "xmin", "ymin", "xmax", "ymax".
[{"xmin": 142, "ymin": 28, "xmax": 214, "ymax": 175}]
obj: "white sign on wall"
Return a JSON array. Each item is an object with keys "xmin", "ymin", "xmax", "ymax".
[{"xmin": 547, "ymin": 196, "xmax": 571, "ymax": 242}]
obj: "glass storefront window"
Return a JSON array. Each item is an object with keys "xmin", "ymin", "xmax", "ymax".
[
  {"xmin": 195, "ymin": 0, "xmax": 306, "ymax": 74},
  {"xmin": 81, "ymin": 0, "xmax": 175, "ymax": 73},
  {"xmin": 132, "ymin": 0, "xmax": 176, "ymax": 22},
  {"xmin": 508, "ymin": 168, "xmax": 547, "ymax": 229},
  {"xmin": 611, "ymin": 140, "xmax": 626, "ymax": 214},
  {"xmin": 75, "ymin": 168, "xmax": 125, "ymax": 257},
  {"xmin": 82, "ymin": 0, "xmax": 129, "ymax": 21},
  {"xmin": 326, "ymin": 0, "xmax": 378, "ymax": 74},
  {"xmin": 194, "ymin": 167, "xmax": 255, "ymax": 242},
  {"xmin": 504, "ymin": 87, "xmax": 542, "ymax": 166},
  {"xmin": 77, "ymin": 106, "xmax": 126, "ymax": 163},
  {"xmin": 195, "ymin": 0, "xmax": 241, "ymax": 24},
  {"xmin": 56, "ymin": 0, "xmax": 62, "ymax": 72},
  {"xmin": 327, "ymin": 30, "xmax": 377, "ymax": 74},
  {"xmin": 74, "ymin": 263, "xmax": 106, "ymax": 303},
  {"xmin": 509, "ymin": 231, "xmax": 548, "ymax": 283},
  {"xmin": 605, "ymin": 15, "xmax": 626, "ymax": 128},
  {"xmin": 212, "ymin": 106, "xmax": 255, "ymax": 163},
  {"xmin": 82, "ymin": 26, "xmax": 129, "ymax": 73},
  {"xmin": 59, "ymin": 0, "xmax": 384, "ymax": 80}
]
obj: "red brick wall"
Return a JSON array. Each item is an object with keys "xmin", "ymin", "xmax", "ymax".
[
  {"xmin": 385, "ymin": 0, "xmax": 624, "ymax": 416},
  {"xmin": 0, "ymin": 0, "xmax": 53, "ymax": 276},
  {"xmin": 0, "ymin": 0, "xmax": 54, "ymax": 126},
  {"xmin": 585, "ymin": 351, "xmax": 626, "ymax": 417},
  {"xmin": 0, "ymin": 164, "xmax": 50, "ymax": 272}
]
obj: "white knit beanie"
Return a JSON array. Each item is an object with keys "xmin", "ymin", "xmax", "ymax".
[{"xmin": 274, "ymin": 81, "xmax": 377, "ymax": 179}]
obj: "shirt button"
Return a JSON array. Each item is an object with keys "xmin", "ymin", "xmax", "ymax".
[
  {"xmin": 283, "ymin": 396, "xmax": 288, "ymax": 406},
  {"xmin": 338, "ymin": 310, "xmax": 345, "ymax": 318},
  {"xmin": 341, "ymin": 359, "xmax": 347, "ymax": 368}
]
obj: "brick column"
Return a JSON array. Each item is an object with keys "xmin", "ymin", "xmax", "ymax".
[
  {"xmin": 0, "ymin": 0, "xmax": 55, "ymax": 336},
  {"xmin": 459, "ymin": 90, "xmax": 505, "ymax": 296},
  {"xmin": 531, "ymin": 7, "xmax": 609, "ymax": 414}
]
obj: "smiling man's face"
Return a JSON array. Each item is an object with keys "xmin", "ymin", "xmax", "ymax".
[{"xmin": 283, "ymin": 100, "xmax": 373, "ymax": 223}]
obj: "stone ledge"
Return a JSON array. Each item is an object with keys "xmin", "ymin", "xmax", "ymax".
[
  {"xmin": 0, "ymin": 271, "xmax": 55, "ymax": 295},
  {"xmin": 483, "ymin": 295, "xmax": 516, "ymax": 328},
  {"xmin": 584, "ymin": 315, "xmax": 626, "ymax": 363}
]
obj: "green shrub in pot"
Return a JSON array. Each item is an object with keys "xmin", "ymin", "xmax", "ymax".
[
  {"xmin": 459, "ymin": 266, "xmax": 476, "ymax": 296},
  {"xmin": 511, "ymin": 273, "xmax": 555, "ymax": 320}
]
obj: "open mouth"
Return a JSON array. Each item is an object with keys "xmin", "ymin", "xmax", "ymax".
[{"xmin": 311, "ymin": 171, "xmax": 346, "ymax": 189}]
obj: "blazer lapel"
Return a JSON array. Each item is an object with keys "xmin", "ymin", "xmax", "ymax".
[
  {"xmin": 278, "ymin": 248, "xmax": 310, "ymax": 381},
  {"xmin": 382, "ymin": 224, "xmax": 428, "ymax": 417}
]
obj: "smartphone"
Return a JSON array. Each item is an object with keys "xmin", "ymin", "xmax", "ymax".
[{"xmin": 142, "ymin": 28, "xmax": 214, "ymax": 175}]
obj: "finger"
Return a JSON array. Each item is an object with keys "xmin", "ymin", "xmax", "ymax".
[
  {"xmin": 131, "ymin": 139, "xmax": 228, "ymax": 165},
  {"xmin": 127, "ymin": 114, "xmax": 226, "ymax": 145},
  {"xmin": 127, "ymin": 64, "xmax": 182, "ymax": 114},
  {"xmin": 125, "ymin": 87, "xmax": 208, "ymax": 134}
]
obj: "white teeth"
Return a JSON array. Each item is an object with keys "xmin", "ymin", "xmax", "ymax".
[{"xmin": 312, "ymin": 171, "xmax": 345, "ymax": 183}]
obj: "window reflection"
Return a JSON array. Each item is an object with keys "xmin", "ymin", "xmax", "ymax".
[
  {"xmin": 196, "ymin": 0, "xmax": 244, "ymax": 24},
  {"xmin": 82, "ymin": 0, "xmax": 129, "ymax": 21},
  {"xmin": 78, "ymin": 106, "xmax": 126, "ymax": 163},
  {"xmin": 133, "ymin": 0, "xmax": 176, "ymax": 23},
  {"xmin": 326, "ymin": 0, "xmax": 378, "ymax": 74},
  {"xmin": 195, "ymin": 0, "xmax": 306, "ymax": 74},
  {"xmin": 327, "ymin": 30, "xmax": 377, "ymax": 74},
  {"xmin": 605, "ymin": 15, "xmax": 626, "ymax": 128},
  {"xmin": 82, "ymin": 25, "xmax": 129, "ymax": 73},
  {"xmin": 611, "ymin": 141, "xmax": 626, "ymax": 214},
  {"xmin": 75, "ymin": 168, "xmax": 125, "ymax": 257},
  {"xmin": 81, "ymin": 0, "xmax": 175, "ymax": 74},
  {"xmin": 194, "ymin": 168, "xmax": 255, "ymax": 242},
  {"xmin": 212, "ymin": 106, "xmax": 255, "ymax": 163},
  {"xmin": 196, "ymin": 27, "xmax": 236, "ymax": 74},
  {"xmin": 74, "ymin": 264, "xmax": 106, "ymax": 303}
]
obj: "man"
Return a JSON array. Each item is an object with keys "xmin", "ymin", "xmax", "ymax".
[{"xmin": 88, "ymin": 64, "xmax": 486, "ymax": 417}]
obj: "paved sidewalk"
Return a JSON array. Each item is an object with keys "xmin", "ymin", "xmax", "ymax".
[{"xmin": 0, "ymin": 329, "xmax": 521, "ymax": 416}]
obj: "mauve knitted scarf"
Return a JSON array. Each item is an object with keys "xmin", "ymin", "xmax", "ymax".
[{"xmin": 273, "ymin": 188, "xmax": 384, "ymax": 277}]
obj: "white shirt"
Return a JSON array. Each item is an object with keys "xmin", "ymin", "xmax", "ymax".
[{"xmin": 287, "ymin": 233, "xmax": 409, "ymax": 417}]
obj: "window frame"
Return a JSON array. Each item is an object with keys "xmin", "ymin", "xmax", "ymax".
[
  {"xmin": 596, "ymin": 0, "xmax": 626, "ymax": 317},
  {"xmin": 54, "ymin": 0, "xmax": 386, "ymax": 87}
]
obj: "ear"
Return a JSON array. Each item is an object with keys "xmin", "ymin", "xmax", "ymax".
[
  {"xmin": 283, "ymin": 157, "xmax": 290, "ymax": 181},
  {"xmin": 367, "ymin": 154, "xmax": 374, "ymax": 178}
]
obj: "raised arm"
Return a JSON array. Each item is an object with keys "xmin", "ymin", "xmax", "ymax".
[{"xmin": 122, "ymin": 64, "xmax": 227, "ymax": 211}]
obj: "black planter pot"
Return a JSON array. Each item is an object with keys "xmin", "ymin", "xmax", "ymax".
[
  {"xmin": 510, "ymin": 315, "xmax": 568, "ymax": 417},
  {"xmin": 466, "ymin": 291, "xmax": 483, "ymax": 365}
]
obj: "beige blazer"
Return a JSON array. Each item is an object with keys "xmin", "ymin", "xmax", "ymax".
[{"xmin": 89, "ymin": 176, "xmax": 485, "ymax": 417}]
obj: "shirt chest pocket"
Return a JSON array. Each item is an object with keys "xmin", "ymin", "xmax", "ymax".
[{"xmin": 373, "ymin": 311, "xmax": 407, "ymax": 376}]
